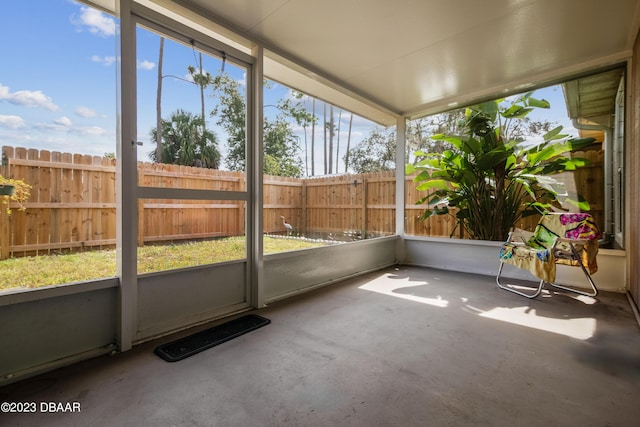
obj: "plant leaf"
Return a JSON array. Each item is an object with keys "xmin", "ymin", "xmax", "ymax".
[
  {"xmin": 416, "ymin": 179, "xmax": 451, "ymax": 191},
  {"xmin": 501, "ymin": 105, "xmax": 533, "ymax": 119},
  {"xmin": 567, "ymin": 137, "xmax": 596, "ymax": 150},
  {"xmin": 565, "ymin": 196, "xmax": 591, "ymax": 210},
  {"xmin": 432, "ymin": 134, "xmax": 464, "ymax": 150},
  {"xmin": 476, "ymin": 149, "xmax": 511, "ymax": 171},
  {"xmin": 542, "ymin": 125, "xmax": 567, "ymax": 141},
  {"xmin": 527, "ymin": 97, "xmax": 550, "ymax": 109}
]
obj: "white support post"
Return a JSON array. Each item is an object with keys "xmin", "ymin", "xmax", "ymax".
[
  {"xmin": 115, "ymin": 0, "xmax": 138, "ymax": 352},
  {"xmin": 395, "ymin": 116, "xmax": 406, "ymax": 263},
  {"xmin": 250, "ymin": 44, "xmax": 265, "ymax": 309}
]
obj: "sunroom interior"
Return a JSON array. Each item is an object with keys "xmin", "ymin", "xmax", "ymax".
[{"xmin": 2, "ymin": 0, "xmax": 640, "ymax": 423}]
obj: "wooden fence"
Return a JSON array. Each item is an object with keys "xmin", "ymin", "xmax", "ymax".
[{"xmin": 0, "ymin": 146, "xmax": 603, "ymax": 259}]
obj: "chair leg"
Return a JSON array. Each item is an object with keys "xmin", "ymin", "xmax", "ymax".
[
  {"xmin": 496, "ymin": 262, "xmax": 545, "ymax": 299},
  {"xmin": 548, "ymin": 244, "xmax": 598, "ymax": 297},
  {"xmin": 550, "ymin": 251, "xmax": 598, "ymax": 297}
]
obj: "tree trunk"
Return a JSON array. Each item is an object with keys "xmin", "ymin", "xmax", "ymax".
[
  {"xmin": 199, "ymin": 52, "xmax": 205, "ymax": 125},
  {"xmin": 323, "ymin": 103, "xmax": 327, "ymax": 175},
  {"xmin": 303, "ymin": 124, "xmax": 308, "ymax": 176},
  {"xmin": 335, "ymin": 109, "xmax": 342, "ymax": 174},
  {"xmin": 344, "ymin": 114, "xmax": 353, "ymax": 172},
  {"xmin": 311, "ymin": 99, "xmax": 316, "ymax": 176},
  {"xmin": 328, "ymin": 105, "xmax": 334, "ymax": 174}
]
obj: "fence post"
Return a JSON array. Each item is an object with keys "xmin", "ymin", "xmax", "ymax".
[
  {"xmin": 1, "ymin": 147, "xmax": 12, "ymax": 259},
  {"xmin": 137, "ymin": 199, "xmax": 144, "ymax": 247},
  {"xmin": 362, "ymin": 177, "xmax": 368, "ymax": 238},
  {"xmin": 301, "ymin": 179, "xmax": 307, "ymax": 235},
  {"xmin": 137, "ymin": 166, "xmax": 144, "ymax": 247}
]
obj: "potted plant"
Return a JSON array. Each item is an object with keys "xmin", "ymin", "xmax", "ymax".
[
  {"xmin": 406, "ymin": 92, "xmax": 595, "ymax": 241},
  {"xmin": 0, "ymin": 175, "xmax": 31, "ymax": 214}
]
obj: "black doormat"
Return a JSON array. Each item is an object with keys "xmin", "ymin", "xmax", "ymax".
[{"xmin": 154, "ymin": 314, "xmax": 270, "ymax": 362}]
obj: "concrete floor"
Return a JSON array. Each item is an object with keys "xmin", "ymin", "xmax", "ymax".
[{"xmin": 1, "ymin": 265, "xmax": 640, "ymax": 427}]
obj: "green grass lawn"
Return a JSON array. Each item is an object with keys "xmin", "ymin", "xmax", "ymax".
[{"xmin": 0, "ymin": 236, "xmax": 326, "ymax": 291}]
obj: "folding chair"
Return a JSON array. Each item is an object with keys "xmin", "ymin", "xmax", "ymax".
[{"xmin": 496, "ymin": 213, "xmax": 600, "ymax": 298}]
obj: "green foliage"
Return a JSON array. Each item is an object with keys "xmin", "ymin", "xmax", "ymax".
[
  {"xmin": 406, "ymin": 92, "xmax": 595, "ymax": 241},
  {"xmin": 347, "ymin": 111, "xmax": 466, "ymax": 173},
  {"xmin": 347, "ymin": 127, "xmax": 397, "ymax": 173},
  {"xmin": 264, "ymin": 118, "xmax": 304, "ymax": 177},
  {"xmin": 211, "ymin": 74, "xmax": 305, "ymax": 177},
  {"xmin": 211, "ymin": 74, "xmax": 247, "ymax": 171},
  {"xmin": 187, "ymin": 64, "xmax": 213, "ymax": 91},
  {"xmin": 149, "ymin": 109, "xmax": 221, "ymax": 168},
  {"xmin": 407, "ymin": 111, "xmax": 467, "ymax": 159},
  {"xmin": 279, "ymin": 89, "xmax": 317, "ymax": 129}
]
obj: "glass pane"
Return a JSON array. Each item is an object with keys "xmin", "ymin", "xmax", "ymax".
[
  {"xmin": 136, "ymin": 25, "xmax": 247, "ymax": 191},
  {"xmin": 137, "ymin": 198, "xmax": 246, "ymax": 274},
  {"xmin": 262, "ymin": 80, "xmax": 393, "ymax": 254},
  {"xmin": 135, "ymin": 22, "xmax": 251, "ymax": 274},
  {"xmin": 0, "ymin": 1, "xmax": 118, "ymax": 291},
  {"xmin": 405, "ymin": 82, "xmax": 608, "ymax": 241}
]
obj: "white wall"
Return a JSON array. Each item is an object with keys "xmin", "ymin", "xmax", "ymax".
[
  {"xmin": 0, "ymin": 279, "xmax": 118, "ymax": 385},
  {"xmin": 404, "ymin": 237, "xmax": 626, "ymax": 293},
  {"xmin": 264, "ymin": 236, "xmax": 399, "ymax": 302}
]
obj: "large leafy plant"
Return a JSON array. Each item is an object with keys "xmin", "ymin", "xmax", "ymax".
[{"xmin": 406, "ymin": 92, "xmax": 595, "ymax": 241}]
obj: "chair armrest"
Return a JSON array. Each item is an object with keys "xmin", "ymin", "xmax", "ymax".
[{"xmin": 507, "ymin": 228, "xmax": 534, "ymax": 244}]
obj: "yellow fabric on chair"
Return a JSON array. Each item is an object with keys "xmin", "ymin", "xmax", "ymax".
[{"xmin": 498, "ymin": 213, "xmax": 600, "ymax": 284}]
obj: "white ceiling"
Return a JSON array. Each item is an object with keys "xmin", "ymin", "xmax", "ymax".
[{"xmin": 167, "ymin": 0, "xmax": 639, "ymax": 123}]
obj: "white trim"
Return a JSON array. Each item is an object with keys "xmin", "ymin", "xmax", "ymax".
[
  {"xmin": 250, "ymin": 45, "xmax": 265, "ymax": 309},
  {"xmin": 0, "ymin": 278, "xmax": 118, "ymax": 307},
  {"xmin": 133, "ymin": 10, "xmax": 253, "ymax": 68},
  {"xmin": 395, "ymin": 116, "xmax": 407, "ymax": 262},
  {"xmin": 116, "ymin": 0, "xmax": 138, "ymax": 353},
  {"xmin": 138, "ymin": 0, "xmax": 253, "ymax": 58}
]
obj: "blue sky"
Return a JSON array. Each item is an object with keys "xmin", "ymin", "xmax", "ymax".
[
  {"xmin": 0, "ymin": 1, "xmax": 123, "ymax": 157},
  {"xmin": 0, "ymin": 0, "xmax": 577, "ymax": 174},
  {"xmin": 0, "ymin": 0, "xmax": 379, "ymax": 174}
]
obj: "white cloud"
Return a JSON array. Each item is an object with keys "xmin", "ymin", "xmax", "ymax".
[
  {"xmin": 137, "ymin": 60, "xmax": 155, "ymax": 70},
  {"xmin": 34, "ymin": 121, "xmax": 107, "ymax": 137},
  {"xmin": 35, "ymin": 122, "xmax": 67, "ymax": 132},
  {"xmin": 55, "ymin": 116, "xmax": 73, "ymax": 127},
  {"xmin": 75, "ymin": 126, "xmax": 107, "ymax": 136},
  {"xmin": 75, "ymin": 106, "xmax": 97, "ymax": 118},
  {"xmin": 0, "ymin": 115, "xmax": 26, "ymax": 129},
  {"xmin": 72, "ymin": 7, "xmax": 117, "ymax": 37},
  {"xmin": 0, "ymin": 83, "xmax": 58, "ymax": 111},
  {"xmin": 91, "ymin": 55, "xmax": 118, "ymax": 66}
]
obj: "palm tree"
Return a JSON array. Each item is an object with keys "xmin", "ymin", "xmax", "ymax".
[
  {"xmin": 150, "ymin": 109, "xmax": 221, "ymax": 168},
  {"xmin": 344, "ymin": 113, "xmax": 353, "ymax": 172},
  {"xmin": 311, "ymin": 99, "xmax": 316, "ymax": 176}
]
